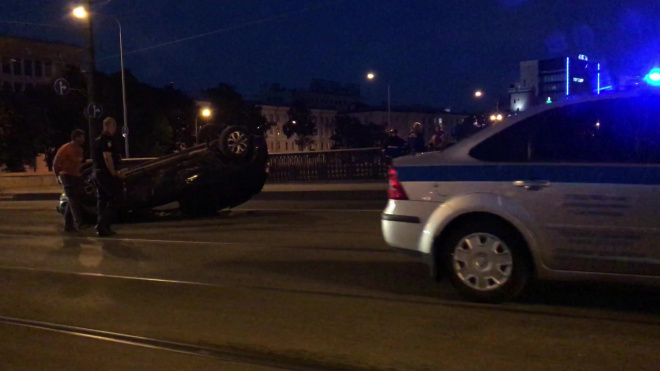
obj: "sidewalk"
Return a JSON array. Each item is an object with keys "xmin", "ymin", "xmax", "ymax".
[{"xmin": 0, "ymin": 181, "xmax": 387, "ymax": 201}]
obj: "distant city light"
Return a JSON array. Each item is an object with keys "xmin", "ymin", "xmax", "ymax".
[
  {"xmin": 546, "ymin": 97, "xmax": 552, "ymax": 104},
  {"xmin": 597, "ymin": 63, "xmax": 601, "ymax": 95},
  {"xmin": 566, "ymin": 57, "xmax": 570, "ymax": 96}
]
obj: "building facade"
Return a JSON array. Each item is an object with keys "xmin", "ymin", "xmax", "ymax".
[
  {"xmin": 0, "ymin": 36, "xmax": 83, "ymax": 93},
  {"xmin": 259, "ymin": 79, "xmax": 365, "ymax": 112},
  {"xmin": 509, "ymin": 54, "xmax": 599, "ymax": 113},
  {"xmin": 259, "ymin": 104, "xmax": 337, "ymax": 153},
  {"xmin": 258, "ymin": 104, "xmax": 468, "ymax": 153}
]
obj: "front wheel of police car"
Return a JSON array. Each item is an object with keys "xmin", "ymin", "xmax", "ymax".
[{"xmin": 440, "ymin": 219, "xmax": 532, "ymax": 303}]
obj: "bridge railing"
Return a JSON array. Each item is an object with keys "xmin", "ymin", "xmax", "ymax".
[{"xmin": 268, "ymin": 148, "xmax": 387, "ymax": 182}]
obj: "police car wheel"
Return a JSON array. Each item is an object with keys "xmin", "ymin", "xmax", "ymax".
[{"xmin": 441, "ymin": 220, "xmax": 531, "ymax": 303}]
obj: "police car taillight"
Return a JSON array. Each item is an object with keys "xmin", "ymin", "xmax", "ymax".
[{"xmin": 388, "ymin": 167, "xmax": 408, "ymax": 200}]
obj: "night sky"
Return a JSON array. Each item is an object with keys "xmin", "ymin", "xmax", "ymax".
[{"xmin": 1, "ymin": 0, "xmax": 659, "ymax": 111}]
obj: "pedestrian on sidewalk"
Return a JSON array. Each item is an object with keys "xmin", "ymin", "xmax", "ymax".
[
  {"xmin": 382, "ymin": 128, "xmax": 407, "ymax": 160},
  {"xmin": 93, "ymin": 117, "xmax": 124, "ymax": 237},
  {"xmin": 53, "ymin": 129, "xmax": 89, "ymax": 232},
  {"xmin": 407, "ymin": 122, "xmax": 425, "ymax": 155},
  {"xmin": 428, "ymin": 124, "xmax": 447, "ymax": 151}
]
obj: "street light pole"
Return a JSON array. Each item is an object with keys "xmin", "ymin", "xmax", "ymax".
[
  {"xmin": 82, "ymin": 0, "xmax": 96, "ymax": 155},
  {"xmin": 195, "ymin": 108, "xmax": 212, "ymax": 144},
  {"xmin": 116, "ymin": 17, "xmax": 129, "ymax": 158},
  {"xmin": 73, "ymin": 6, "xmax": 129, "ymax": 158},
  {"xmin": 387, "ymin": 83, "xmax": 391, "ymax": 127},
  {"xmin": 367, "ymin": 72, "xmax": 391, "ymax": 126}
]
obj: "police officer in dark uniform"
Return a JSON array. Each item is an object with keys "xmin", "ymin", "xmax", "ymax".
[{"xmin": 93, "ymin": 117, "xmax": 123, "ymax": 237}]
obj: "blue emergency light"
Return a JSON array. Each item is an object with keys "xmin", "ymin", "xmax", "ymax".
[{"xmin": 644, "ymin": 68, "xmax": 660, "ymax": 87}]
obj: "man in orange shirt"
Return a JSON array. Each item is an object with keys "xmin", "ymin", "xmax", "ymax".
[{"xmin": 53, "ymin": 129, "xmax": 89, "ymax": 232}]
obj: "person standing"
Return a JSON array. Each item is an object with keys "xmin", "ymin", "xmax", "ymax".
[
  {"xmin": 93, "ymin": 117, "xmax": 123, "ymax": 237},
  {"xmin": 428, "ymin": 124, "xmax": 447, "ymax": 151},
  {"xmin": 407, "ymin": 122, "xmax": 425, "ymax": 154},
  {"xmin": 53, "ymin": 130, "xmax": 89, "ymax": 232},
  {"xmin": 382, "ymin": 128, "xmax": 407, "ymax": 159}
]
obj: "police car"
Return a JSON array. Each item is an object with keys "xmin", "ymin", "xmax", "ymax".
[{"xmin": 382, "ymin": 69, "xmax": 660, "ymax": 303}]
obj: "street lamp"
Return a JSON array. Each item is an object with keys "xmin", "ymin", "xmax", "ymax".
[
  {"xmin": 73, "ymin": 6, "xmax": 129, "ymax": 158},
  {"xmin": 195, "ymin": 108, "xmax": 212, "ymax": 144},
  {"xmin": 71, "ymin": 2, "xmax": 96, "ymax": 155},
  {"xmin": 474, "ymin": 90, "xmax": 483, "ymax": 98},
  {"xmin": 72, "ymin": 6, "xmax": 87, "ymax": 19},
  {"xmin": 366, "ymin": 72, "xmax": 391, "ymax": 127}
]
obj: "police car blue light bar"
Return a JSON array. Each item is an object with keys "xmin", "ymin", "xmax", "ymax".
[{"xmin": 644, "ymin": 68, "xmax": 660, "ymax": 87}]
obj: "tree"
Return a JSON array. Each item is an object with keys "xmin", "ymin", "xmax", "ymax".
[
  {"xmin": 204, "ymin": 83, "xmax": 267, "ymax": 135},
  {"xmin": 96, "ymin": 71, "xmax": 196, "ymax": 157},
  {"xmin": 282, "ymin": 100, "xmax": 315, "ymax": 151},
  {"xmin": 331, "ymin": 115, "xmax": 386, "ymax": 149}
]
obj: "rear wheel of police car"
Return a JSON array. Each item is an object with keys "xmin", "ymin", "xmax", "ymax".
[{"xmin": 440, "ymin": 220, "xmax": 532, "ymax": 303}]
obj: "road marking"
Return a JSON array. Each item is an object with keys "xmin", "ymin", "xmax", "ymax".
[
  {"xmin": 1, "ymin": 265, "xmax": 659, "ymax": 327},
  {"xmin": 0, "ymin": 232, "xmax": 393, "ymax": 253},
  {"xmin": 0, "ymin": 316, "xmax": 346, "ymax": 371}
]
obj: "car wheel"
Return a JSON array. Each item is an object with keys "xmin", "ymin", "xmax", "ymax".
[
  {"xmin": 441, "ymin": 220, "xmax": 531, "ymax": 303},
  {"xmin": 219, "ymin": 125, "xmax": 252, "ymax": 159}
]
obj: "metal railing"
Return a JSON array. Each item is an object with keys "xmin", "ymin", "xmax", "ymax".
[{"xmin": 268, "ymin": 148, "xmax": 387, "ymax": 182}]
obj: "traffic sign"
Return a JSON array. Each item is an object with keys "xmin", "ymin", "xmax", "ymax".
[
  {"xmin": 85, "ymin": 103, "xmax": 104, "ymax": 119},
  {"xmin": 53, "ymin": 78, "xmax": 70, "ymax": 96}
]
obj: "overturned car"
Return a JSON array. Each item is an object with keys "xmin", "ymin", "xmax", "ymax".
[{"xmin": 57, "ymin": 124, "xmax": 268, "ymax": 218}]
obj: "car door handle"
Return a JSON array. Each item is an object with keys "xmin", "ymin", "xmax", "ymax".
[{"xmin": 513, "ymin": 180, "xmax": 550, "ymax": 191}]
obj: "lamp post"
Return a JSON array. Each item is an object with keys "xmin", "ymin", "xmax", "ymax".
[
  {"xmin": 367, "ymin": 72, "xmax": 390, "ymax": 126},
  {"xmin": 73, "ymin": 5, "xmax": 129, "ymax": 158},
  {"xmin": 72, "ymin": 4, "xmax": 96, "ymax": 155},
  {"xmin": 195, "ymin": 108, "xmax": 212, "ymax": 144}
]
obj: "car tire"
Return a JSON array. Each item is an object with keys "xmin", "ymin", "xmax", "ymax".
[
  {"xmin": 440, "ymin": 220, "xmax": 532, "ymax": 303},
  {"xmin": 218, "ymin": 125, "xmax": 252, "ymax": 160}
]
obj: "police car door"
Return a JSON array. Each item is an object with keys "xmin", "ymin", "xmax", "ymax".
[{"xmin": 525, "ymin": 97, "xmax": 660, "ymax": 276}]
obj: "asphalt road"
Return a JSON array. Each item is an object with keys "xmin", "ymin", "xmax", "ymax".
[{"xmin": 0, "ymin": 199, "xmax": 659, "ymax": 371}]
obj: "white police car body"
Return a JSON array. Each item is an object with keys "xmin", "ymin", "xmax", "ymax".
[{"xmin": 382, "ymin": 86, "xmax": 660, "ymax": 302}]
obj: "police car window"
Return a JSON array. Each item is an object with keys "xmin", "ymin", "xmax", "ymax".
[
  {"xmin": 634, "ymin": 95, "xmax": 660, "ymax": 163},
  {"xmin": 469, "ymin": 112, "xmax": 546, "ymax": 162},
  {"xmin": 529, "ymin": 99, "xmax": 643, "ymax": 164}
]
